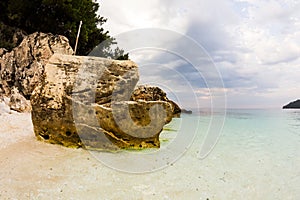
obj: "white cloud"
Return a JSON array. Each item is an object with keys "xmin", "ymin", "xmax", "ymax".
[
  {"xmin": 99, "ymin": 0, "xmax": 189, "ymax": 35},
  {"xmin": 97, "ymin": 0, "xmax": 300, "ymax": 108}
]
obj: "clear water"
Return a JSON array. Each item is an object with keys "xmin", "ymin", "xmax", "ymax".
[
  {"xmin": 1, "ymin": 108, "xmax": 299, "ymax": 199},
  {"xmin": 159, "ymin": 109, "xmax": 300, "ymax": 199}
]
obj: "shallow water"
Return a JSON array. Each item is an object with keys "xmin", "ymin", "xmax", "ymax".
[
  {"xmin": 78, "ymin": 109, "xmax": 300, "ymax": 198},
  {"xmin": 0, "ymin": 109, "xmax": 299, "ymax": 199},
  {"xmin": 179, "ymin": 109, "xmax": 300, "ymax": 199}
]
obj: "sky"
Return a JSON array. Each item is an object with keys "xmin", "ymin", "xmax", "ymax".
[{"xmin": 97, "ymin": 0, "xmax": 300, "ymax": 109}]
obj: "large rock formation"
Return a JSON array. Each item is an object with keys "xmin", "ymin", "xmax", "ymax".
[
  {"xmin": 131, "ymin": 85, "xmax": 181, "ymax": 117},
  {"xmin": 1, "ymin": 31, "xmax": 180, "ymax": 150},
  {"xmin": 31, "ymin": 54, "xmax": 174, "ymax": 150},
  {"xmin": 283, "ymin": 99, "xmax": 300, "ymax": 109},
  {"xmin": 0, "ymin": 32, "xmax": 73, "ymax": 110}
]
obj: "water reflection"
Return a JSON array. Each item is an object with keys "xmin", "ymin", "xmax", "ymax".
[{"xmin": 285, "ymin": 110, "xmax": 300, "ymax": 136}]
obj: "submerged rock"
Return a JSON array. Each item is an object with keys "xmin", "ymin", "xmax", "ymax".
[
  {"xmin": 31, "ymin": 54, "xmax": 175, "ymax": 149},
  {"xmin": 283, "ymin": 99, "xmax": 300, "ymax": 109},
  {"xmin": 0, "ymin": 32, "xmax": 73, "ymax": 110}
]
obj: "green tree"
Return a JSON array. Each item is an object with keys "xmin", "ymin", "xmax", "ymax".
[{"xmin": 0, "ymin": 0, "xmax": 128, "ymax": 58}]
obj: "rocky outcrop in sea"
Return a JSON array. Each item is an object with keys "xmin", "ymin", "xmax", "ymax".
[
  {"xmin": 0, "ymin": 32, "xmax": 181, "ymax": 150},
  {"xmin": 283, "ymin": 99, "xmax": 300, "ymax": 109}
]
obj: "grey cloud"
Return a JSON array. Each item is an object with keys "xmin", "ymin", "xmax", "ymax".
[{"xmin": 98, "ymin": 0, "xmax": 300, "ymax": 108}]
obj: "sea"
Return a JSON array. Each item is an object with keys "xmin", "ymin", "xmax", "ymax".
[
  {"xmin": 1, "ymin": 107, "xmax": 299, "ymax": 199},
  {"xmin": 93, "ymin": 108, "xmax": 300, "ymax": 199},
  {"xmin": 158, "ymin": 108, "xmax": 300, "ymax": 199}
]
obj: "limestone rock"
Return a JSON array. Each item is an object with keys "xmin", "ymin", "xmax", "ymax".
[
  {"xmin": 131, "ymin": 85, "xmax": 181, "ymax": 117},
  {"xmin": 0, "ymin": 48, "xmax": 7, "ymax": 57},
  {"xmin": 0, "ymin": 32, "xmax": 73, "ymax": 110},
  {"xmin": 92, "ymin": 101, "xmax": 172, "ymax": 148},
  {"xmin": 31, "ymin": 54, "xmax": 174, "ymax": 149},
  {"xmin": 8, "ymin": 87, "xmax": 31, "ymax": 112}
]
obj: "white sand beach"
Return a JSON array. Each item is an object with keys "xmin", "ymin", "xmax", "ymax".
[{"xmin": 1, "ymin": 101, "xmax": 299, "ymax": 199}]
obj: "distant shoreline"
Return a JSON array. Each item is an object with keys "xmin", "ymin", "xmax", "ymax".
[{"xmin": 283, "ymin": 99, "xmax": 300, "ymax": 109}]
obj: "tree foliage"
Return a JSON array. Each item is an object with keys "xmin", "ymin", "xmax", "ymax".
[{"xmin": 0, "ymin": 0, "xmax": 128, "ymax": 58}]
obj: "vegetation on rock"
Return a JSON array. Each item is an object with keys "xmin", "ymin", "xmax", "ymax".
[{"xmin": 0, "ymin": 0, "xmax": 128, "ymax": 58}]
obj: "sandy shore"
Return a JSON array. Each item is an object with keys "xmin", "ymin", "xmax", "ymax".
[
  {"xmin": 1, "ymin": 102, "xmax": 205, "ymax": 199},
  {"xmin": 0, "ymin": 115, "xmax": 210, "ymax": 200},
  {"xmin": 1, "ymin": 101, "xmax": 299, "ymax": 199}
]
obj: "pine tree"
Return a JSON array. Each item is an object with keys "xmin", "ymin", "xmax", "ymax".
[{"xmin": 0, "ymin": 0, "xmax": 128, "ymax": 58}]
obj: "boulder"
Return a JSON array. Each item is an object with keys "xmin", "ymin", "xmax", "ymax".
[
  {"xmin": 8, "ymin": 87, "xmax": 31, "ymax": 112},
  {"xmin": 131, "ymin": 85, "xmax": 181, "ymax": 117},
  {"xmin": 31, "ymin": 54, "xmax": 174, "ymax": 149},
  {"xmin": 0, "ymin": 32, "xmax": 73, "ymax": 110}
]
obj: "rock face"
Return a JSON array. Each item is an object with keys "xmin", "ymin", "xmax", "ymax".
[
  {"xmin": 131, "ymin": 85, "xmax": 181, "ymax": 117},
  {"xmin": 0, "ymin": 48, "xmax": 8, "ymax": 57},
  {"xmin": 0, "ymin": 32, "xmax": 73, "ymax": 110},
  {"xmin": 31, "ymin": 54, "xmax": 174, "ymax": 149},
  {"xmin": 1, "ymin": 31, "xmax": 180, "ymax": 150},
  {"xmin": 8, "ymin": 87, "xmax": 31, "ymax": 112},
  {"xmin": 283, "ymin": 99, "xmax": 300, "ymax": 109}
]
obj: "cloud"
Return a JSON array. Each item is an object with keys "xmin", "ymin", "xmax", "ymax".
[
  {"xmin": 98, "ymin": 0, "xmax": 300, "ymax": 108},
  {"xmin": 99, "ymin": 0, "xmax": 189, "ymax": 34}
]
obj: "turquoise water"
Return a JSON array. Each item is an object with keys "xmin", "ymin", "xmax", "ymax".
[
  {"xmin": 159, "ymin": 109, "xmax": 300, "ymax": 198},
  {"xmin": 176, "ymin": 109, "xmax": 300, "ymax": 157},
  {"xmin": 207, "ymin": 109, "xmax": 300, "ymax": 158},
  {"xmin": 1, "ymin": 108, "xmax": 299, "ymax": 199}
]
